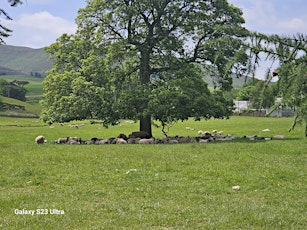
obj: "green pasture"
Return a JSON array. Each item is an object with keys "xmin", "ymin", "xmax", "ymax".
[
  {"xmin": 0, "ymin": 96, "xmax": 41, "ymax": 117},
  {"xmin": 0, "ymin": 75, "xmax": 44, "ymax": 97},
  {"xmin": 0, "ymin": 116, "xmax": 306, "ymax": 229}
]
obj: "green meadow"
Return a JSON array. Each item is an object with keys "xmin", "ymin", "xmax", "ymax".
[
  {"xmin": 0, "ymin": 116, "xmax": 306, "ymax": 229},
  {"xmin": 0, "ymin": 75, "xmax": 44, "ymax": 97}
]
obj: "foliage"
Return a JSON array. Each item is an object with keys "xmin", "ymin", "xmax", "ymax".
[
  {"xmin": 236, "ymin": 85, "xmax": 253, "ymax": 101},
  {"xmin": 42, "ymin": 0, "xmax": 249, "ymax": 135},
  {"xmin": 0, "ymin": 0, "xmax": 22, "ymax": 44},
  {"xmin": 247, "ymin": 33, "xmax": 307, "ymax": 135},
  {"xmin": 0, "ymin": 78, "xmax": 27, "ymax": 101},
  {"xmin": 236, "ymin": 78, "xmax": 275, "ymax": 109},
  {"xmin": 0, "ymin": 74, "xmax": 44, "ymax": 97}
]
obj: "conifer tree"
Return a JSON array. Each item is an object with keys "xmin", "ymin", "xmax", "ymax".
[{"xmin": 0, "ymin": 0, "xmax": 22, "ymax": 44}]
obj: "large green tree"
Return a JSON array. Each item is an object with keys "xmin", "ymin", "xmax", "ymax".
[
  {"xmin": 42, "ymin": 0, "xmax": 249, "ymax": 136},
  {"xmin": 0, "ymin": 0, "xmax": 22, "ymax": 44}
]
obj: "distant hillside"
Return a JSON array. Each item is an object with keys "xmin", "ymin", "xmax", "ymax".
[
  {"xmin": 0, "ymin": 45, "xmax": 52, "ymax": 76},
  {"xmin": 0, "ymin": 74, "xmax": 44, "ymax": 97},
  {"xmin": 0, "ymin": 66, "xmax": 23, "ymax": 75},
  {"xmin": 0, "ymin": 96, "xmax": 40, "ymax": 117},
  {"xmin": 203, "ymin": 75, "xmax": 252, "ymax": 88}
]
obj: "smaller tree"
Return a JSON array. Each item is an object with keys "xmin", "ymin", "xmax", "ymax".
[
  {"xmin": 235, "ymin": 78, "xmax": 275, "ymax": 111},
  {"xmin": 236, "ymin": 85, "xmax": 253, "ymax": 101},
  {"xmin": 0, "ymin": 79, "xmax": 27, "ymax": 101},
  {"xmin": 249, "ymin": 79, "xmax": 274, "ymax": 110},
  {"xmin": 248, "ymin": 33, "xmax": 307, "ymax": 136},
  {"xmin": 11, "ymin": 80, "xmax": 29, "ymax": 87},
  {"xmin": 0, "ymin": 98, "xmax": 3, "ymax": 110}
]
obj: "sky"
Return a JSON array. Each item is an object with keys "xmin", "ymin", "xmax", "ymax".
[
  {"xmin": 2, "ymin": 0, "xmax": 307, "ymax": 77},
  {"xmin": 3, "ymin": 0, "xmax": 307, "ymax": 49}
]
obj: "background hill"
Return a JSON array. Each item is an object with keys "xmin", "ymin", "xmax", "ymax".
[
  {"xmin": 0, "ymin": 96, "xmax": 40, "ymax": 117},
  {"xmin": 0, "ymin": 45, "xmax": 52, "ymax": 76}
]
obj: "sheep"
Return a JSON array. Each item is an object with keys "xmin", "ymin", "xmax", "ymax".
[
  {"xmin": 127, "ymin": 137, "xmax": 141, "ymax": 144},
  {"xmin": 170, "ymin": 139, "xmax": 179, "ymax": 144},
  {"xmin": 117, "ymin": 133, "xmax": 128, "ymax": 140},
  {"xmin": 154, "ymin": 138, "xmax": 165, "ymax": 144},
  {"xmin": 161, "ymin": 136, "xmax": 181, "ymax": 144},
  {"xmin": 262, "ymin": 128, "xmax": 270, "ymax": 132},
  {"xmin": 66, "ymin": 137, "xmax": 81, "ymax": 144},
  {"xmin": 197, "ymin": 130, "xmax": 205, "ymax": 135},
  {"xmin": 272, "ymin": 135, "xmax": 285, "ymax": 140},
  {"xmin": 35, "ymin": 135, "xmax": 46, "ymax": 144},
  {"xmin": 55, "ymin": 137, "xmax": 82, "ymax": 144},
  {"xmin": 107, "ymin": 138, "xmax": 117, "ymax": 144},
  {"xmin": 243, "ymin": 135, "xmax": 257, "ymax": 141},
  {"xmin": 116, "ymin": 138, "xmax": 127, "ymax": 144},
  {"xmin": 167, "ymin": 139, "xmax": 179, "ymax": 144},
  {"xmin": 178, "ymin": 136, "xmax": 196, "ymax": 143},
  {"xmin": 221, "ymin": 135, "xmax": 235, "ymax": 141},
  {"xmin": 214, "ymin": 133, "xmax": 224, "ymax": 140},
  {"xmin": 232, "ymin": 185, "xmax": 241, "ymax": 191},
  {"xmin": 86, "ymin": 137, "xmax": 99, "ymax": 144},
  {"xmin": 97, "ymin": 139, "xmax": 109, "ymax": 144},
  {"xmin": 56, "ymin": 137, "xmax": 68, "ymax": 144},
  {"xmin": 139, "ymin": 138, "xmax": 155, "ymax": 144},
  {"xmin": 198, "ymin": 139, "xmax": 209, "ymax": 143}
]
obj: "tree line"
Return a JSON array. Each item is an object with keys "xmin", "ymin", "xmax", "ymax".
[{"xmin": 0, "ymin": 79, "xmax": 28, "ymax": 101}]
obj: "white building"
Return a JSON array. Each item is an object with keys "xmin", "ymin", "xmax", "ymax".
[{"xmin": 234, "ymin": 100, "xmax": 251, "ymax": 113}]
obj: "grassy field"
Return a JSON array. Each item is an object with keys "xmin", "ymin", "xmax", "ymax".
[
  {"xmin": 0, "ymin": 75, "xmax": 44, "ymax": 97},
  {"xmin": 0, "ymin": 116, "xmax": 306, "ymax": 229},
  {"xmin": 0, "ymin": 96, "xmax": 41, "ymax": 117},
  {"xmin": 0, "ymin": 75, "xmax": 43, "ymax": 116}
]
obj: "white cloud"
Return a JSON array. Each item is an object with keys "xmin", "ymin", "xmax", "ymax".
[
  {"xmin": 278, "ymin": 18, "xmax": 307, "ymax": 34},
  {"xmin": 229, "ymin": 0, "xmax": 307, "ymax": 34},
  {"xmin": 5, "ymin": 11, "xmax": 77, "ymax": 48}
]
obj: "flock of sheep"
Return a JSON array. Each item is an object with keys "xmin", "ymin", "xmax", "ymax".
[{"xmin": 35, "ymin": 130, "xmax": 285, "ymax": 145}]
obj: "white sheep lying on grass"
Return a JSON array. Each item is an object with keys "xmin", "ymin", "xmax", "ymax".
[
  {"xmin": 116, "ymin": 138, "xmax": 127, "ymax": 144},
  {"xmin": 243, "ymin": 135, "xmax": 257, "ymax": 140},
  {"xmin": 139, "ymin": 138, "xmax": 155, "ymax": 144},
  {"xmin": 35, "ymin": 135, "xmax": 46, "ymax": 144},
  {"xmin": 272, "ymin": 135, "xmax": 285, "ymax": 140}
]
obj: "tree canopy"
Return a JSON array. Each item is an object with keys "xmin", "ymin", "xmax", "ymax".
[
  {"xmin": 235, "ymin": 78, "xmax": 275, "ymax": 110},
  {"xmin": 0, "ymin": 79, "xmax": 27, "ymax": 101},
  {"xmin": 42, "ymin": 0, "xmax": 249, "ymax": 136},
  {"xmin": 248, "ymin": 33, "xmax": 307, "ymax": 136},
  {"xmin": 0, "ymin": 0, "xmax": 22, "ymax": 44}
]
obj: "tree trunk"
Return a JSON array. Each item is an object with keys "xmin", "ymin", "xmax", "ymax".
[
  {"xmin": 305, "ymin": 123, "xmax": 307, "ymax": 137},
  {"xmin": 140, "ymin": 116, "xmax": 152, "ymax": 137},
  {"xmin": 139, "ymin": 49, "xmax": 152, "ymax": 137}
]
